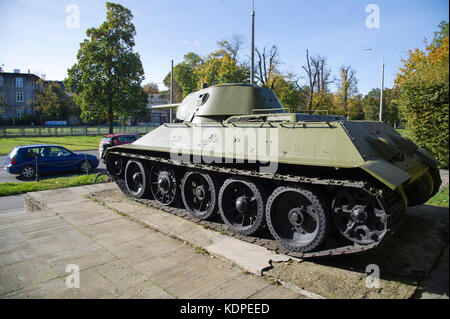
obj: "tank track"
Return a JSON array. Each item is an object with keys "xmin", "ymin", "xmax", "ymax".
[{"xmin": 106, "ymin": 150, "xmax": 407, "ymax": 258}]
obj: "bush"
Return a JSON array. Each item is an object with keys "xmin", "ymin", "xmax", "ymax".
[
  {"xmin": 395, "ymin": 24, "xmax": 449, "ymax": 168},
  {"xmin": 399, "ymin": 71, "xmax": 449, "ymax": 167}
]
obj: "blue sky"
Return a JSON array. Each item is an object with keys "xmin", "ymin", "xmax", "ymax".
[{"xmin": 0, "ymin": 0, "xmax": 448, "ymax": 94}]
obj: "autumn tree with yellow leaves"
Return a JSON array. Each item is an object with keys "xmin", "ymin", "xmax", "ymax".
[{"xmin": 395, "ymin": 21, "xmax": 449, "ymax": 167}]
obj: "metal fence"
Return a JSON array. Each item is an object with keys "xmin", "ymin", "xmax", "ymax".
[{"xmin": 0, "ymin": 125, "xmax": 158, "ymax": 137}]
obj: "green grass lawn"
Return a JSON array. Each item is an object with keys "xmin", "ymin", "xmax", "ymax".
[
  {"xmin": 0, "ymin": 135, "xmax": 104, "ymax": 155},
  {"xmin": 426, "ymin": 185, "xmax": 449, "ymax": 208},
  {"xmin": 0, "ymin": 174, "xmax": 108, "ymax": 197}
]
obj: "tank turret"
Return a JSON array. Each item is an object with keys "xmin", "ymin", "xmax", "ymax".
[{"xmin": 156, "ymin": 83, "xmax": 285, "ymax": 123}]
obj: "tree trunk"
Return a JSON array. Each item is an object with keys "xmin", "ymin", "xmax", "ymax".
[{"xmin": 108, "ymin": 102, "xmax": 114, "ymax": 134}]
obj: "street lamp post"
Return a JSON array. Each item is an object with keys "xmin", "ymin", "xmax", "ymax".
[
  {"xmin": 365, "ymin": 48, "xmax": 384, "ymax": 122},
  {"xmin": 170, "ymin": 59, "xmax": 174, "ymax": 123},
  {"xmin": 250, "ymin": 0, "xmax": 255, "ymax": 86}
]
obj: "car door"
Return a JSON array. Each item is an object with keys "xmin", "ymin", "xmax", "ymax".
[
  {"xmin": 23, "ymin": 147, "xmax": 47, "ymax": 172},
  {"xmin": 45, "ymin": 146, "xmax": 76, "ymax": 172}
]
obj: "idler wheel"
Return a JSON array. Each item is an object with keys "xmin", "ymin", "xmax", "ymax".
[
  {"xmin": 218, "ymin": 178, "xmax": 265, "ymax": 235},
  {"xmin": 150, "ymin": 164, "xmax": 178, "ymax": 206},
  {"xmin": 124, "ymin": 160, "xmax": 149, "ymax": 198},
  {"xmin": 106, "ymin": 154, "xmax": 124, "ymax": 176},
  {"xmin": 331, "ymin": 187, "xmax": 387, "ymax": 245},
  {"xmin": 266, "ymin": 186, "xmax": 329, "ymax": 253},
  {"xmin": 181, "ymin": 171, "xmax": 217, "ymax": 220}
]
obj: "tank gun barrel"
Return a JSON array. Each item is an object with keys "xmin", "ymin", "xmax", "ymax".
[{"xmin": 150, "ymin": 103, "xmax": 180, "ymax": 110}]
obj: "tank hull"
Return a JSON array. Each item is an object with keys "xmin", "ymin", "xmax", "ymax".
[
  {"xmin": 110, "ymin": 119, "xmax": 440, "ymax": 207},
  {"xmin": 104, "ymin": 117, "xmax": 440, "ymax": 258}
]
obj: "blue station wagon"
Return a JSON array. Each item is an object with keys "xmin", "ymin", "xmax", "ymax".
[{"xmin": 4, "ymin": 145, "xmax": 99, "ymax": 179}]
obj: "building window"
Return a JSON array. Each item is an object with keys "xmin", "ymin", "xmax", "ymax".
[
  {"xmin": 0, "ymin": 76, "xmax": 3, "ymax": 86},
  {"xmin": 16, "ymin": 92, "xmax": 24, "ymax": 103},
  {"xmin": 0, "ymin": 92, "xmax": 4, "ymax": 104},
  {"xmin": 17, "ymin": 108, "xmax": 23, "ymax": 118},
  {"xmin": 16, "ymin": 77, "xmax": 23, "ymax": 88}
]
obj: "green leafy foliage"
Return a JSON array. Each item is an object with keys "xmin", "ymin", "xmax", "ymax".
[
  {"xmin": 395, "ymin": 21, "xmax": 449, "ymax": 168},
  {"xmin": 362, "ymin": 88, "xmax": 401, "ymax": 126},
  {"xmin": 64, "ymin": 2, "xmax": 147, "ymax": 133},
  {"xmin": 33, "ymin": 80, "xmax": 79, "ymax": 125}
]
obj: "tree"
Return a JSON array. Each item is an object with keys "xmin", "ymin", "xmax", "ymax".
[
  {"xmin": 382, "ymin": 88, "xmax": 401, "ymax": 127},
  {"xmin": 300, "ymin": 50, "xmax": 333, "ymax": 112},
  {"xmin": 335, "ymin": 65, "xmax": 358, "ymax": 118},
  {"xmin": 395, "ymin": 21, "xmax": 449, "ymax": 167},
  {"xmin": 255, "ymin": 45, "xmax": 280, "ymax": 88},
  {"xmin": 195, "ymin": 49, "xmax": 248, "ymax": 89},
  {"xmin": 271, "ymin": 73, "xmax": 306, "ymax": 113},
  {"xmin": 217, "ymin": 33, "xmax": 246, "ymax": 61},
  {"xmin": 432, "ymin": 20, "xmax": 449, "ymax": 47},
  {"xmin": 175, "ymin": 52, "xmax": 203, "ymax": 97},
  {"xmin": 163, "ymin": 72, "xmax": 183, "ymax": 103},
  {"xmin": 64, "ymin": 2, "xmax": 148, "ymax": 133},
  {"xmin": 302, "ymin": 50, "xmax": 317, "ymax": 111},
  {"xmin": 33, "ymin": 80, "xmax": 78, "ymax": 125},
  {"xmin": 143, "ymin": 82, "xmax": 159, "ymax": 95},
  {"xmin": 362, "ymin": 88, "xmax": 380, "ymax": 121}
]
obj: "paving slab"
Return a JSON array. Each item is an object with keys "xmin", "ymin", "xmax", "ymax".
[
  {"xmin": 4, "ymin": 277, "xmax": 79, "ymax": 299},
  {"xmin": 414, "ymin": 243, "xmax": 449, "ymax": 299}
]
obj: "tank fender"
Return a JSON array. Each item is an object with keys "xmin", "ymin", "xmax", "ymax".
[{"xmin": 359, "ymin": 159, "xmax": 412, "ymax": 190}]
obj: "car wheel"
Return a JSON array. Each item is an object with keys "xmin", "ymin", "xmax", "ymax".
[
  {"xmin": 20, "ymin": 165, "xmax": 36, "ymax": 179},
  {"xmin": 79, "ymin": 160, "xmax": 92, "ymax": 174}
]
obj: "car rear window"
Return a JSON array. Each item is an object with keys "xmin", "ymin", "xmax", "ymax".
[{"xmin": 8, "ymin": 147, "xmax": 19, "ymax": 159}]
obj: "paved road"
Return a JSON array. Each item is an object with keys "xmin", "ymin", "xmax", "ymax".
[{"xmin": 0, "ymin": 150, "xmax": 105, "ymax": 184}]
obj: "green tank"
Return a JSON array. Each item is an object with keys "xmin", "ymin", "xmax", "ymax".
[{"xmin": 104, "ymin": 83, "xmax": 441, "ymax": 257}]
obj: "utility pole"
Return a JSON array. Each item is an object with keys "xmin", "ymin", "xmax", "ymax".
[
  {"xmin": 170, "ymin": 59, "xmax": 174, "ymax": 123},
  {"xmin": 250, "ymin": 0, "xmax": 255, "ymax": 86},
  {"xmin": 379, "ymin": 50, "xmax": 384, "ymax": 122},
  {"xmin": 364, "ymin": 48, "xmax": 385, "ymax": 122}
]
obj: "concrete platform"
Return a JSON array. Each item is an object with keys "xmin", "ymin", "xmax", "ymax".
[
  {"xmin": 3, "ymin": 182, "xmax": 448, "ymax": 299},
  {"xmin": 0, "ymin": 184, "xmax": 305, "ymax": 299},
  {"xmin": 87, "ymin": 186, "xmax": 448, "ymax": 299}
]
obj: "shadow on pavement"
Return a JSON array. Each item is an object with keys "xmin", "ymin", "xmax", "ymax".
[{"xmin": 311, "ymin": 204, "xmax": 449, "ymax": 297}]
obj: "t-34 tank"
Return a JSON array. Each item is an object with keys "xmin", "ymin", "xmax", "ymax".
[{"xmin": 104, "ymin": 83, "xmax": 441, "ymax": 257}]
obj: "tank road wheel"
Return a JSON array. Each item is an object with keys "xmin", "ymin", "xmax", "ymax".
[
  {"xmin": 218, "ymin": 178, "xmax": 265, "ymax": 235},
  {"xmin": 124, "ymin": 160, "xmax": 149, "ymax": 198},
  {"xmin": 106, "ymin": 154, "xmax": 124, "ymax": 176},
  {"xmin": 331, "ymin": 188, "xmax": 387, "ymax": 245},
  {"xmin": 266, "ymin": 187, "xmax": 329, "ymax": 253},
  {"xmin": 150, "ymin": 164, "xmax": 178, "ymax": 206},
  {"xmin": 181, "ymin": 171, "xmax": 217, "ymax": 220}
]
